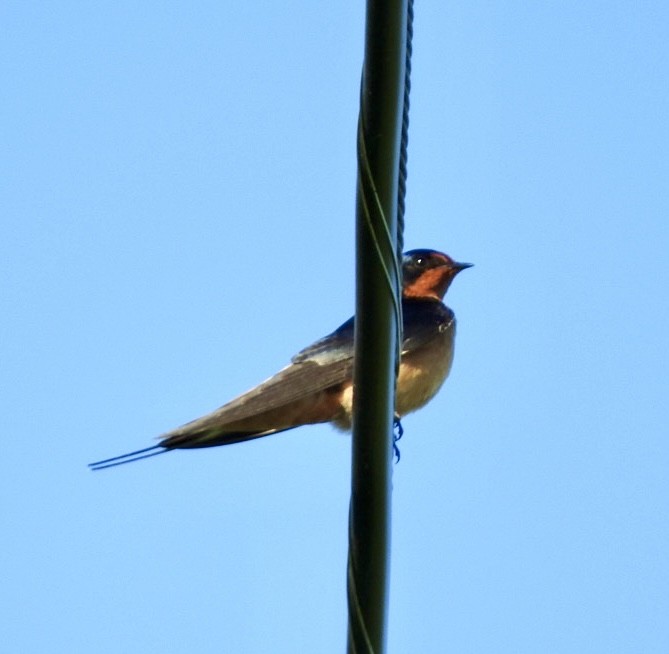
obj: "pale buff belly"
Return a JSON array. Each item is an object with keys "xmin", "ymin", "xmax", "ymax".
[{"xmin": 332, "ymin": 322, "xmax": 455, "ymax": 429}]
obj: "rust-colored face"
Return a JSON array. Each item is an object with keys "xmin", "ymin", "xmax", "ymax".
[{"xmin": 402, "ymin": 249, "xmax": 472, "ymax": 300}]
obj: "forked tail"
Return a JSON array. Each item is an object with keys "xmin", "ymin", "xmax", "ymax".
[{"xmin": 88, "ymin": 445, "xmax": 168, "ymax": 471}]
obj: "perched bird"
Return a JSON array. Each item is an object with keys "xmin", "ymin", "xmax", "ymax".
[{"xmin": 89, "ymin": 249, "xmax": 471, "ymax": 470}]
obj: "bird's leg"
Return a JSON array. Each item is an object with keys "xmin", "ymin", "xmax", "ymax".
[{"xmin": 393, "ymin": 413, "xmax": 404, "ymax": 462}]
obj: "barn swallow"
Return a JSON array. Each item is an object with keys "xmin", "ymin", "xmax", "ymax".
[{"xmin": 89, "ymin": 249, "xmax": 471, "ymax": 470}]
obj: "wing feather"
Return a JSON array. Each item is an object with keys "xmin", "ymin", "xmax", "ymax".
[
  {"xmin": 160, "ymin": 299, "xmax": 453, "ymax": 441},
  {"xmin": 159, "ymin": 358, "xmax": 353, "ymax": 440}
]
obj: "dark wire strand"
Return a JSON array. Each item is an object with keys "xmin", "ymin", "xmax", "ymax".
[
  {"xmin": 396, "ymin": 0, "xmax": 413, "ymax": 260},
  {"xmin": 394, "ymin": 0, "xmax": 413, "ymax": 380}
]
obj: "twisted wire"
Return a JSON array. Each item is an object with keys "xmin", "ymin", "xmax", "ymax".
[{"xmin": 396, "ymin": 0, "xmax": 413, "ymax": 261}]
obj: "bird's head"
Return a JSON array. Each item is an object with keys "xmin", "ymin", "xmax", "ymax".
[{"xmin": 402, "ymin": 249, "xmax": 473, "ymax": 300}]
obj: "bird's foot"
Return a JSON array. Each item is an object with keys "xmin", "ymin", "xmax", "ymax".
[
  {"xmin": 394, "ymin": 414, "xmax": 404, "ymax": 441},
  {"xmin": 393, "ymin": 414, "xmax": 404, "ymax": 463}
]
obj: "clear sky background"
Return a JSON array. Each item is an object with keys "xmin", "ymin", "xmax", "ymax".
[{"xmin": 2, "ymin": 2, "xmax": 668, "ymax": 653}]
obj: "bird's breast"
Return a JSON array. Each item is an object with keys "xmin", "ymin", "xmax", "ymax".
[
  {"xmin": 395, "ymin": 318, "xmax": 456, "ymax": 417},
  {"xmin": 331, "ymin": 317, "xmax": 456, "ymax": 429}
]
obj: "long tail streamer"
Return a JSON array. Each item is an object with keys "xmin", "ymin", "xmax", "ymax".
[{"xmin": 88, "ymin": 445, "xmax": 168, "ymax": 471}]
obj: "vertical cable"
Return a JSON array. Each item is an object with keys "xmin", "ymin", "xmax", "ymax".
[{"xmin": 347, "ymin": 1, "xmax": 413, "ymax": 652}]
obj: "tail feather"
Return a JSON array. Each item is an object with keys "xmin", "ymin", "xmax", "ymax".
[
  {"xmin": 88, "ymin": 445, "xmax": 167, "ymax": 471},
  {"xmin": 159, "ymin": 426, "xmax": 293, "ymax": 450},
  {"xmin": 88, "ymin": 426, "xmax": 295, "ymax": 471}
]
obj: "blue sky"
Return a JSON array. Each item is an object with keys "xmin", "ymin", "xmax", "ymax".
[{"xmin": 2, "ymin": 2, "xmax": 668, "ymax": 652}]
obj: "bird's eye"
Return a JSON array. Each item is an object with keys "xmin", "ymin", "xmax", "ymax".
[{"xmin": 415, "ymin": 257, "xmax": 426, "ymax": 267}]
